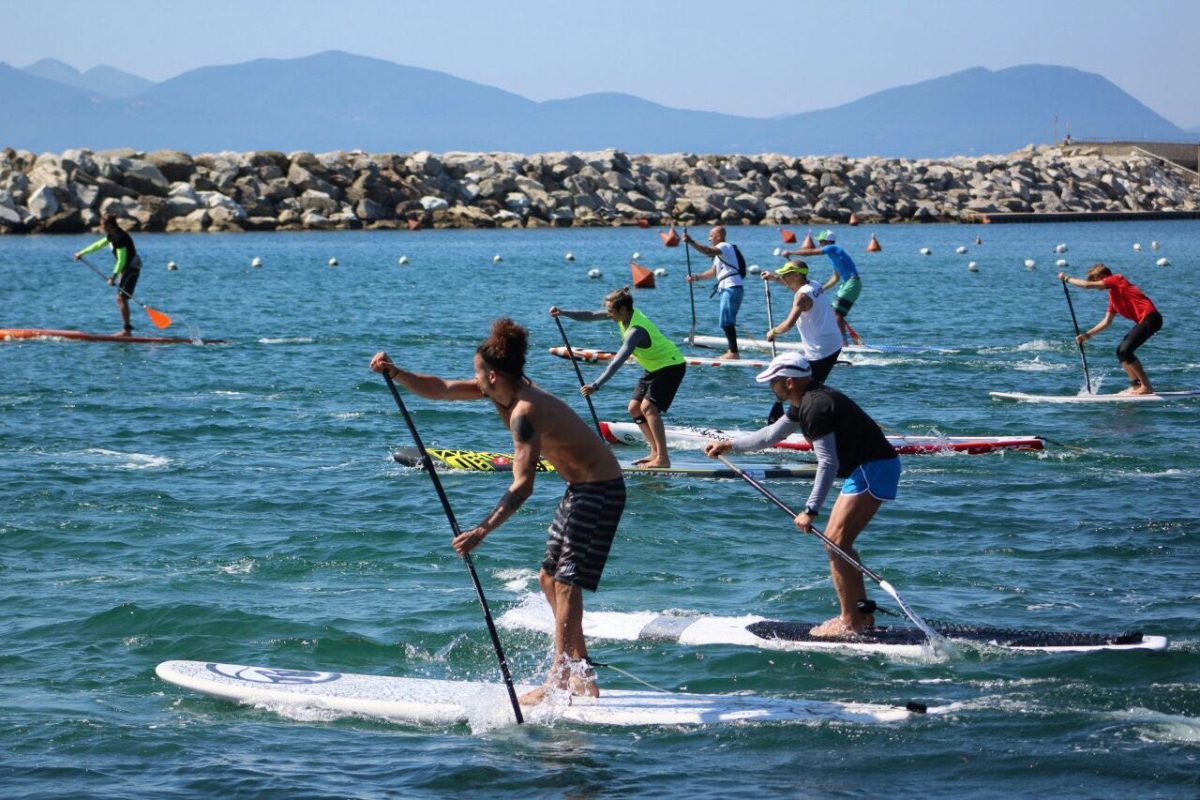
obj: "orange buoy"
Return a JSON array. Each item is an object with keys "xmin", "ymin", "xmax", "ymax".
[
  {"xmin": 631, "ymin": 261, "xmax": 656, "ymax": 288},
  {"xmin": 637, "ymin": 218, "xmax": 650, "ymax": 229},
  {"xmin": 780, "ymin": 228, "xmax": 797, "ymax": 243},
  {"xmin": 866, "ymin": 233, "xmax": 882, "ymax": 253},
  {"xmin": 406, "ymin": 218, "xmax": 422, "ymax": 231},
  {"xmin": 660, "ymin": 226, "xmax": 680, "ymax": 247},
  {"xmin": 801, "ymin": 231, "xmax": 816, "ymax": 249},
  {"xmin": 849, "ymin": 213, "xmax": 859, "ymax": 226}
]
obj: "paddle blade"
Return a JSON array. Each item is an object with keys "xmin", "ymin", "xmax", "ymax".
[{"xmin": 146, "ymin": 306, "xmax": 172, "ymax": 329}]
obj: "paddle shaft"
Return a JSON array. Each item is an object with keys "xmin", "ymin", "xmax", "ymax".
[
  {"xmin": 78, "ymin": 255, "xmax": 172, "ymax": 328},
  {"xmin": 1061, "ymin": 279, "xmax": 1093, "ymax": 393},
  {"xmin": 382, "ymin": 374, "xmax": 525, "ymax": 724},
  {"xmin": 683, "ymin": 226, "xmax": 696, "ymax": 345},
  {"xmin": 716, "ymin": 454, "xmax": 942, "ymax": 643},
  {"xmin": 553, "ymin": 315, "xmax": 603, "ymax": 438}
]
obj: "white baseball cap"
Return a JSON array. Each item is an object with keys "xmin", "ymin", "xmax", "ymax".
[{"xmin": 755, "ymin": 353, "xmax": 813, "ymax": 383}]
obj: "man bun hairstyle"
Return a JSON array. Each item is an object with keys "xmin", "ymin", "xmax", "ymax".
[
  {"xmin": 477, "ymin": 317, "xmax": 528, "ymax": 378},
  {"xmin": 1086, "ymin": 263, "xmax": 1113, "ymax": 281},
  {"xmin": 604, "ymin": 285, "xmax": 634, "ymax": 313}
]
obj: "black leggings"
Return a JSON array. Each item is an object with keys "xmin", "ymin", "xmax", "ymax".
[{"xmin": 1116, "ymin": 311, "xmax": 1162, "ymax": 363}]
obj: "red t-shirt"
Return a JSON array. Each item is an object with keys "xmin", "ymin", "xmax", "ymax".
[{"xmin": 1103, "ymin": 275, "xmax": 1156, "ymax": 322}]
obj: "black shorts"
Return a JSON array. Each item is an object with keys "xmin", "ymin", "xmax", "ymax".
[
  {"xmin": 632, "ymin": 362, "xmax": 686, "ymax": 413},
  {"xmin": 1116, "ymin": 311, "xmax": 1162, "ymax": 363},
  {"xmin": 809, "ymin": 349, "xmax": 842, "ymax": 385},
  {"xmin": 542, "ymin": 477, "xmax": 626, "ymax": 592},
  {"xmin": 116, "ymin": 268, "xmax": 140, "ymax": 297}
]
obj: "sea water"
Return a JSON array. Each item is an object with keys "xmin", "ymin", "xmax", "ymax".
[{"xmin": 1, "ymin": 222, "xmax": 1198, "ymax": 798}]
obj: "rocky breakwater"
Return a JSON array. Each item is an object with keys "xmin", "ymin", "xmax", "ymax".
[{"xmin": 2, "ymin": 145, "xmax": 1197, "ymax": 234}]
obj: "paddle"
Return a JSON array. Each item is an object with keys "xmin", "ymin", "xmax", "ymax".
[
  {"xmin": 682, "ymin": 225, "xmax": 696, "ymax": 346},
  {"xmin": 764, "ymin": 278, "xmax": 785, "ymax": 424},
  {"xmin": 553, "ymin": 314, "xmax": 603, "ymax": 438},
  {"xmin": 844, "ymin": 320, "xmax": 865, "ymax": 348},
  {"xmin": 381, "ymin": 373, "xmax": 524, "ymax": 724},
  {"xmin": 78, "ymin": 256, "xmax": 172, "ymax": 329},
  {"xmin": 1060, "ymin": 277, "xmax": 1093, "ymax": 393},
  {"xmin": 716, "ymin": 454, "xmax": 946, "ymax": 648}
]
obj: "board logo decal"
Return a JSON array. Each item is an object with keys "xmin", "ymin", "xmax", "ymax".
[{"xmin": 207, "ymin": 663, "xmax": 342, "ymax": 685}]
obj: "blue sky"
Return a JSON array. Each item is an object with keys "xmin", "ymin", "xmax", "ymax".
[{"xmin": 8, "ymin": 0, "xmax": 1199, "ymax": 127}]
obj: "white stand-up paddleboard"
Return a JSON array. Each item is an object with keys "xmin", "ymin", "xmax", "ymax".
[
  {"xmin": 497, "ymin": 607, "xmax": 1168, "ymax": 657},
  {"xmin": 548, "ymin": 347, "xmax": 770, "ymax": 369},
  {"xmin": 689, "ymin": 334, "xmax": 959, "ymax": 355},
  {"xmin": 990, "ymin": 390, "xmax": 1200, "ymax": 404},
  {"xmin": 155, "ymin": 661, "xmax": 918, "ymax": 726},
  {"xmin": 598, "ymin": 421, "xmax": 1045, "ymax": 456}
]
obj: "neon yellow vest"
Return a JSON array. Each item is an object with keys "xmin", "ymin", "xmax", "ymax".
[{"xmin": 618, "ymin": 309, "xmax": 684, "ymax": 371}]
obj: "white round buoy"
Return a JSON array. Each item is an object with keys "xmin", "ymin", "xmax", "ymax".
[
  {"xmin": 919, "ymin": 247, "xmax": 932, "ymax": 255},
  {"xmin": 653, "ymin": 268, "xmax": 667, "ymax": 278},
  {"xmin": 967, "ymin": 262, "xmax": 979, "ymax": 272},
  {"xmin": 1133, "ymin": 243, "xmax": 1142, "ymax": 252},
  {"xmin": 251, "ymin": 257, "xmax": 263, "ymax": 268},
  {"xmin": 1054, "ymin": 243, "xmax": 1068, "ymax": 253},
  {"xmin": 167, "ymin": 261, "xmax": 178, "ymax": 271},
  {"xmin": 564, "ymin": 252, "xmax": 575, "ymax": 262},
  {"xmin": 328, "ymin": 258, "xmax": 338, "ymax": 267},
  {"xmin": 397, "ymin": 256, "xmax": 409, "ymax": 266},
  {"xmin": 493, "ymin": 255, "xmax": 503, "ymax": 263},
  {"xmin": 587, "ymin": 268, "xmax": 602, "ymax": 279},
  {"xmin": 1156, "ymin": 257, "xmax": 1170, "ymax": 267},
  {"xmin": 772, "ymin": 247, "xmax": 782, "ymax": 257},
  {"xmin": 748, "ymin": 264, "xmax": 761, "ymax": 275},
  {"xmin": 955, "ymin": 246, "xmax": 968, "ymax": 254},
  {"xmin": 1151, "ymin": 241, "xmax": 1160, "ymax": 250},
  {"xmin": 1056, "ymin": 258, "xmax": 1068, "ymax": 268},
  {"xmin": 1024, "ymin": 259, "xmax": 1036, "ymax": 269},
  {"xmin": 632, "ymin": 252, "xmax": 641, "ymax": 260}
]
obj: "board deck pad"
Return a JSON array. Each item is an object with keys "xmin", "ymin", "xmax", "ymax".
[
  {"xmin": 0, "ymin": 327, "xmax": 224, "ymax": 345},
  {"xmin": 598, "ymin": 421, "xmax": 1045, "ymax": 455},
  {"xmin": 498, "ymin": 607, "xmax": 1168, "ymax": 656},
  {"xmin": 393, "ymin": 448, "xmax": 816, "ymax": 479},
  {"xmin": 990, "ymin": 390, "xmax": 1200, "ymax": 404},
  {"xmin": 155, "ymin": 660, "xmax": 917, "ymax": 727}
]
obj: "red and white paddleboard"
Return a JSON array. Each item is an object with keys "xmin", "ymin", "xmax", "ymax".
[
  {"xmin": 598, "ymin": 421, "xmax": 1045, "ymax": 455},
  {"xmin": 0, "ymin": 327, "xmax": 224, "ymax": 345}
]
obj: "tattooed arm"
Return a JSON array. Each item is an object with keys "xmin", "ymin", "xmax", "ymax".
[{"xmin": 452, "ymin": 402, "xmax": 541, "ymax": 555}]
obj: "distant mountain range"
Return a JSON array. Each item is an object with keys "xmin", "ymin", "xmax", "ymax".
[{"xmin": 1, "ymin": 51, "xmax": 1193, "ymax": 157}]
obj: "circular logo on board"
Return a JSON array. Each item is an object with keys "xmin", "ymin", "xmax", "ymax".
[
  {"xmin": 490, "ymin": 455, "xmax": 512, "ymax": 467},
  {"xmin": 207, "ymin": 663, "xmax": 342, "ymax": 685}
]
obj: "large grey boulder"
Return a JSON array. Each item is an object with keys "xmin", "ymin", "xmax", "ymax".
[
  {"xmin": 27, "ymin": 184, "xmax": 60, "ymax": 220},
  {"xmin": 145, "ymin": 150, "xmax": 195, "ymax": 182},
  {"xmin": 121, "ymin": 162, "xmax": 171, "ymax": 196}
]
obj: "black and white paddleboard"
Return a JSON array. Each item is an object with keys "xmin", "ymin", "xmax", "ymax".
[
  {"xmin": 498, "ymin": 606, "xmax": 1168, "ymax": 657},
  {"xmin": 990, "ymin": 390, "xmax": 1200, "ymax": 404},
  {"xmin": 155, "ymin": 660, "xmax": 918, "ymax": 726},
  {"xmin": 392, "ymin": 448, "xmax": 816, "ymax": 480}
]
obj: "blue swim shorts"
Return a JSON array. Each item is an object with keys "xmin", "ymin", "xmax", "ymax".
[{"xmin": 841, "ymin": 456, "xmax": 900, "ymax": 501}]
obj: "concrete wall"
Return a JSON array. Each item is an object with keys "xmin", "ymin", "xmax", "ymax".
[{"xmin": 1068, "ymin": 140, "xmax": 1200, "ymax": 172}]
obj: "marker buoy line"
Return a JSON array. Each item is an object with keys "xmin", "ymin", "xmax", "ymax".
[
  {"xmin": 716, "ymin": 455, "xmax": 948, "ymax": 649},
  {"xmin": 660, "ymin": 226, "xmax": 680, "ymax": 247},
  {"xmin": 381, "ymin": 373, "xmax": 524, "ymax": 725},
  {"xmin": 866, "ymin": 234, "xmax": 881, "ymax": 253},
  {"xmin": 631, "ymin": 261, "xmax": 655, "ymax": 289},
  {"xmin": 848, "ymin": 213, "xmax": 859, "ymax": 226},
  {"xmin": 801, "ymin": 231, "xmax": 815, "ymax": 249},
  {"xmin": 780, "ymin": 228, "xmax": 797, "ymax": 243},
  {"xmin": 77, "ymin": 256, "xmax": 172, "ymax": 329}
]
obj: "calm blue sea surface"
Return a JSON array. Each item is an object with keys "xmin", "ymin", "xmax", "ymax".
[{"xmin": 2, "ymin": 222, "xmax": 1198, "ymax": 798}]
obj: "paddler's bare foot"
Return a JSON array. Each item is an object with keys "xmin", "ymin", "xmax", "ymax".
[
  {"xmin": 638, "ymin": 457, "xmax": 671, "ymax": 469},
  {"xmin": 114, "ymin": 329, "xmax": 133, "ymax": 337},
  {"xmin": 809, "ymin": 617, "xmax": 868, "ymax": 639},
  {"xmin": 717, "ymin": 351, "xmax": 740, "ymax": 360},
  {"xmin": 568, "ymin": 670, "xmax": 599, "ymax": 699},
  {"xmin": 519, "ymin": 685, "xmax": 549, "ymax": 706},
  {"xmin": 632, "ymin": 454, "xmax": 654, "ymax": 466},
  {"xmin": 1129, "ymin": 386, "xmax": 1154, "ymax": 395}
]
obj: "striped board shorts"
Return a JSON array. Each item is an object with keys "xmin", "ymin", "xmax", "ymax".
[{"xmin": 542, "ymin": 476, "xmax": 626, "ymax": 592}]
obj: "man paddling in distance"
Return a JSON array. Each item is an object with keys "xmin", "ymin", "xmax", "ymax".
[
  {"xmin": 73, "ymin": 214, "xmax": 143, "ymax": 336},
  {"xmin": 761, "ymin": 259, "xmax": 843, "ymax": 422},
  {"xmin": 369, "ymin": 318, "xmax": 626, "ymax": 705},
  {"xmin": 703, "ymin": 353, "xmax": 900, "ymax": 638},
  {"xmin": 682, "ymin": 224, "xmax": 745, "ymax": 359},
  {"xmin": 550, "ymin": 286, "xmax": 687, "ymax": 469},
  {"xmin": 785, "ymin": 229, "xmax": 863, "ymax": 347},
  {"xmin": 1058, "ymin": 264, "xmax": 1164, "ymax": 395}
]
